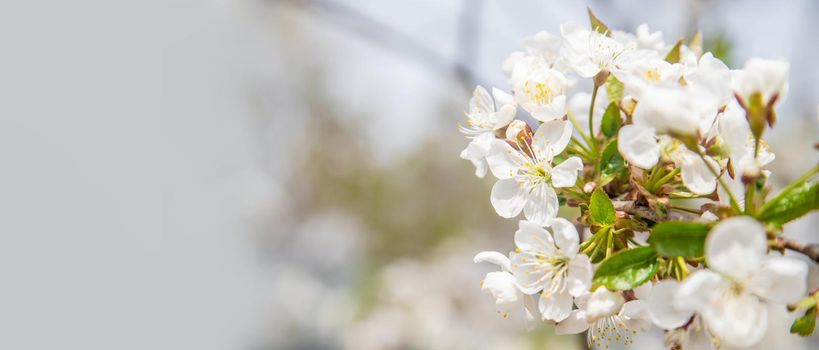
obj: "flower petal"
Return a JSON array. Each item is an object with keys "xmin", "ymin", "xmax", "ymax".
[
  {"xmin": 523, "ymin": 295, "xmax": 540, "ymax": 331},
  {"xmin": 539, "ymin": 289, "xmax": 574, "ymax": 322},
  {"xmin": 514, "ymin": 220, "xmax": 556, "ymax": 255},
  {"xmin": 618, "ymin": 124, "xmax": 659, "ymax": 169},
  {"xmin": 566, "ymin": 254, "xmax": 592, "ymax": 297},
  {"xmin": 490, "ymin": 178, "xmax": 527, "ymax": 218},
  {"xmin": 648, "ymin": 281, "xmax": 692, "ymax": 330},
  {"xmin": 523, "ymin": 184, "xmax": 558, "ymax": 226},
  {"xmin": 551, "ymin": 157, "xmax": 583, "ymax": 188},
  {"xmin": 679, "ymin": 151, "xmax": 717, "ymax": 195},
  {"xmin": 551, "ymin": 218, "xmax": 579, "ymax": 256},
  {"xmin": 460, "ymin": 132, "xmax": 494, "ymax": 178},
  {"xmin": 749, "ymin": 255, "xmax": 808, "ymax": 304},
  {"xmin": 486, "ymin": 140, "xmax": 526, "ymax": 179},
  {"xmin": 621, "ymin": 300, "xmax": 652, "ymax": 332},
  {"xmin": 701, "ymin": 292, "xmax": 768, "ymax": 348},
  {"xmin": 675, "ymin": 270, "xmax": 725, "ymax": 314},
  {"xmin": 494, "ymin": 105, "xmax": 517, "ymax": 129},
  {"xmin": 474, "ymin": 251, "xmax": 512, "ymax": 271},
  {"xmin": 481, "ymin": 271, "xmax": 523, "ymax": 318},
  {"xmin": 555, "ymin": 310, "xmax": 590, "ymax": 335},
  {"xmin": 533, "ymin": 119, "xmax": 573, "ymax": 156},
  {"xmin": 706, "ymin": 216, "xmax": 766, "ymax": 281},
  {"xmin": 492, "ymin": 87, "xmax": 515, "ymax": 108}
]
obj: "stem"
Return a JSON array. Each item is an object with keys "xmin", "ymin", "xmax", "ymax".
[
  {"xmin": 697, "ymin": 152, "xmax": 742, "ymax": 213},
  {"xmin": 589, "ymin": 84, "xmax": 599, "ymax": 141},
  {"xmin": 646, "ymin": 166, "xmax": 668, "ymax": 193},
  {"xmin": 777, "ymin": 237, "xmax": 819, "ymax": 263},
  {"xmin": 605, "ymin": 227, "xmax": 613, "ymax": 257},
  {"xmin": 670, "ymin": 206, "xmax": 703, "ymax": 215},
  {"xmin": 654, "ymin": 168, "xmax": 681, "ymax": 189},
  {"xmin": 676, "ymin": 257, "xmax": 689, "ymax": 279},
  {"xmin": 745, "ymin": 182, "xmax": 756, "ymax": 215}
]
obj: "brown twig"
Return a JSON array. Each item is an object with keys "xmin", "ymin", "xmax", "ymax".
[{"xmin": 777, "ymin": 237, "xmax": 819, "ymax": 263}]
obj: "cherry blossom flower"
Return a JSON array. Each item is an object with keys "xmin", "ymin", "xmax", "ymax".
[
  {"xmin": 559, "ymin": 22, "xmax": 645, "ymax": 78},
  {"xmin": 510, "ymin": 56, "xmax": 569, "ymax": 122},
  {"xmin": 459, "ymin": 86, "xmax": 517, "ymax": 178},
  {"xmin": 485, "ymin": 120, "xmax": 582, "ymax": 225},
  {"xmin": 677, "ymin": 217, "xmax": 808, "ymax": 347},
  {"xmin": 733, "ymin": 58, "xmax": 790, "ymax": 103},
  {"xmin": 508, "ymin": 220, "xmax": 592, "ymax": 322},
  {"xmin": 555, "ymin": 286, "xmax": 652, "ymax": 348},
  {"xmin": 473, "ymin": 251, "xmax": 539, "ymax": 329}
]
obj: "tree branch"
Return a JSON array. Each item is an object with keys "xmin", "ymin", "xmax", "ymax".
[{"xmin": 777, "ymin": 237, "xmax": 819, "ymax": 263}]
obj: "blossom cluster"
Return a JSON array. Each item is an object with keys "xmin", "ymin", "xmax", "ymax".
[{"xmin": 460, "ymin": 9, "xmax": 819, "ymax": 349}]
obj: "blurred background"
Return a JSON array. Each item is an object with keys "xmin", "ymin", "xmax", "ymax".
[{"xmin": 1, "ymin": 0, "xmax": 818, "ymax": 349}]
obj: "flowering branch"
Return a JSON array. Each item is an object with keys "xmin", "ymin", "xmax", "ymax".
[{"xmin": 462, "ymin": 7, "xmax": 818, "ymax": 349}]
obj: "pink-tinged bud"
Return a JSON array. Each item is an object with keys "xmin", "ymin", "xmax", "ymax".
[
  {"xmin": 505, "ymin": 120, "xmax": 529, "ymax": 142},
  {"xmin": 741, "ymin": 164, "xmax": 762, "ymax": 185}
]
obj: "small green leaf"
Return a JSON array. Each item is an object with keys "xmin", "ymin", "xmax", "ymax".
[
  {"xmin": 791, "ymin": 306, "xmax": 817, "ymax": 337},
  {"xmin": 795, "ymin": 297, "xmax": 818, "ymax": 312},
  {"xmin": 601, "ymin": 102, "xmax": 622, "ymax": 138},
  {"xmin": 605, "ymin": 75, "xmax": 624, "ymax": 103},
  {"xmin": 590, "ymin": 188, "xmax": 616, "ymax": 226},
  {"xmin": 600, "ymin": 140, "xmax": 626, "ymax": 179},
  {"xmin": 648, "ymin": 221, "xmax": 710, "ymax": 257},
  {"xmin": 587, "ymin": 7, "xmax": 610, "ymax": 36},
  {"xmin": 664, "ymin": 39, "xmax": 683, "ymax": 63},
  {"xmin": 757, "ymin": 178, "xmax": 819, "ymax": 227},
  {"xmin": 593, "ymin": 246, "xmax": 659, "ymax": 290}
]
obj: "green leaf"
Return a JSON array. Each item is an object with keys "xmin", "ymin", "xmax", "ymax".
[
  {"xmin": 590, "ymin": 188, "xmax": 616, "ymax": 226},
  {"xmin": 587, "ymin": 7, "xmax": 610, "ymax": 36},
  {"xmin": 757, "ymin": 178, "xmax": 819, "ymax": 227},
  {"xmin": 791, "ymin": 306, "xmax": 817, "ymax": 337},
  {"xmin": 601, "ymin": 102, "xmax": 622, "ymax": 138},
  {"xmin": 664, "ymin": 39, "xmax": 683, "ymax": 63},
  {"xmin": 600, "ymin": 140, "xmax": 626, "ymax": 179},
  {"xmin": 593, "ymin": 246, "xmax": 659, "ymax": 290},
  {"xmin": 605, "ymin": 75, "xmax": 624, "ymax": 104},
  {"xmin": 648, "ymin": 221, "xmax": 710, "ymax": 257}
]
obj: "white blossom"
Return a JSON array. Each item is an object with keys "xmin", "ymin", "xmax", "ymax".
[
  {"xmin": 635, "ymin": 24, "xmax": 666, "ymax": 52},
  {"xmin": 508, "ymin": 220, "xmax": 592, "ymax": 322},
  {"xmin": 559, "ymin": 22, "xmax": 645, "ymax": 78},
  {"xmin": 733, "ymin": 58, "xmax": 789, "ymax": 103},
  {"xmin": 555, "ymin": 286, "xmax": 652, "ymax": 347},
  {"xmin": 510, "ymin": 56, "xmax": 568, "ymax": 122},
  {"xmin": 677, "ymin": 217, "xmax": 808, "ymax": 347},
  {"xmin": 485, "ymin": 120, "xmax": 582, "ymax": 225},
  {"xmin": 459, "ymin": 86, "xmax": 517, "ymax": 177},
  {"xmin": 474, "ymin": 251, "xmax": 539, "ymax": 328}
]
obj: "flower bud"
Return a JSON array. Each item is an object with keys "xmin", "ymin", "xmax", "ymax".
[
  {"xmin": 505, "ymin": 120, "xmax": 530, "ymax": 142},
  {"xmin": 593, "ymin": 69, "xmax": 611, "ymax": 87},
  {"xmin": 741, "ymin": 163, "xmax": 762, "ymax": 185}
]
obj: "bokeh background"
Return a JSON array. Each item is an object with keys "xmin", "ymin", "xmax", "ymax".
[{"xmin": 2, "ymin": 0, "xmax": 818, "ymax": 349}]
